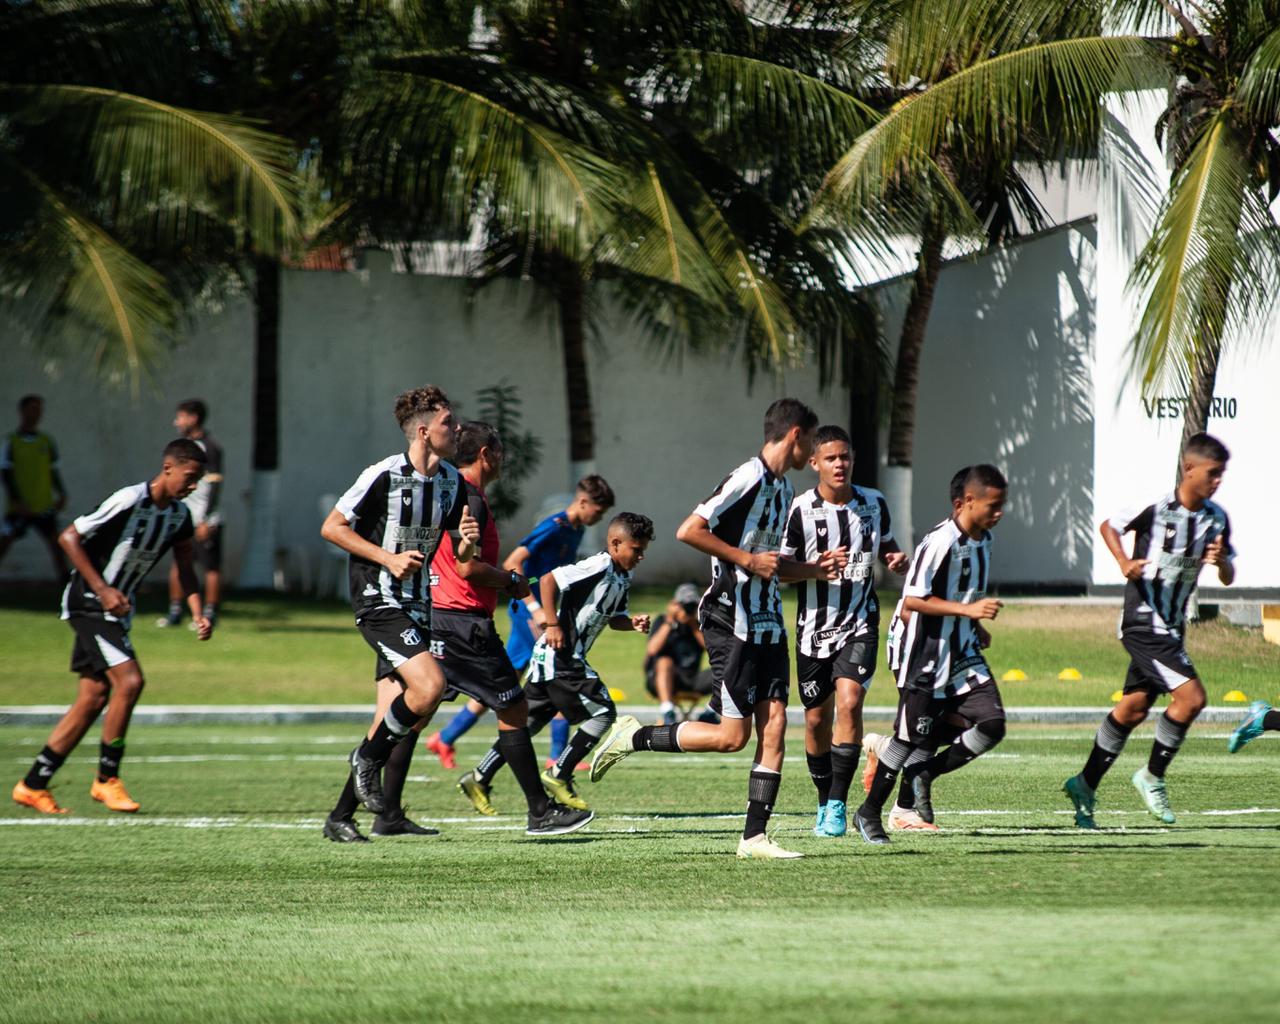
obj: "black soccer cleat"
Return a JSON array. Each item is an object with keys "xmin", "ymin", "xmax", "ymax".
[
  {"xmin": 348, "ymin": 746, "xmax": 387, "ymax": 814},
  {"xmin": 323, "ymin": 815, "xmax": 370, "ymax": 844},
  {"xmin": 372, "ymin": 811, "xmax": 440, "ymax": 837},
  {"xmin": 910, "ymin": 771, "xmax": 935, "ymax": 824},
  {"xmin": 526, "ymin": 805, "xmax": 594, "ymax": 836},
  {"xmin": 854, "ymin": 809, "xmax": 890, "ymax": 845}
]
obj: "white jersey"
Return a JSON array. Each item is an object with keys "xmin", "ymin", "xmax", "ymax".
[{"xmin": 527, "ymin": 551, "xmax": 631, "ymax": 682}]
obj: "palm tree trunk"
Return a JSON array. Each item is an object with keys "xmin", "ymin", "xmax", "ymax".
[
  {"xmin": 882, "ymin": 213, "xmax": 947, "ymax": 549},
  {"xmin": 238, "ymin": 256, "xmax": 282, "ymax": 590},
  {"xmin": 558, "ymin": 262, "xmax": 594, "ymax": 484}
]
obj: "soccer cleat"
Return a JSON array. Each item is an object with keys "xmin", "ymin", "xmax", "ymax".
[
  {"xmin": 424, "ymin": 732, "xmax": 457, "ymax": 770},
  {"xmin": 526, "ymin": 805, "xmax": 594, "ymax": 836},
  {"xmin": 372, "ymin": 811, "xmax": 440, "ymax": 836},
  {"xmin": 1228, "ymin": 701, "xmax": 1271, "ymax": 753},
  {"xmin": 540, "ymin": 769, "xmax": 590, "ymax": 811},
  {"xmin": 861, "ymin": 732, "xmax": 887, "ymax": 793},
  {"xmin": 348, "ymin": 746, "xmax": 386, "ymax": 814},
  {"xmin": 90, "ymin": 777, "xmax": 139, "ymax": 813},
  {"xmin": 908, "ymin": 771, "xmax": 934, "ymax": 824},
  {"xmin": 456, "ymin": 771, "xmax": 498, "ymax": 816},
  {"xmin": 819, "ymin": 799, "xmax": 848, "ymax": 837},
  {"xmin": 589, "ymin": 714, "xmax": 642, "ymax": 782},
  {"xmin": 853, "ymin": 809, "xmax": 890, "ymax": 845},
  {"xmin": 12, "ymin": 780, "xmax": 69, "ymax": 815},
  {"xmin": 1062, "ymin": 774, "xmax": 1098, "ymax": 830},
  {"xmin": 661, "ymin": 708, "xmax": 678, "ymax": 726},
  {"xmin": 154, "ymin": 612, "xmax": 181, "ymax": 628},
  {"xmin": 736, "ymin": 833, "xmax": 803, "ymax": 860},
  {"xmin": 693, "ymin": 707, "xmax": 721, "ymax": 724},
  {"xmin": 813, "ymin": 803, "xmax": 828, "ymax": 836},
  {"xmin": 888, "ymin": 806, "xmax": 940, "ymax": 832},
  {"xmin": 1132, "ymin": 768, "xmax": 1176, "ymax": 824},
  {"xmin": 323, "ymin": 816, "xmax": 370, "ymax": 843}
]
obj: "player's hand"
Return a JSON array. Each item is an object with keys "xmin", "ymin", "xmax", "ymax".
[
  {"xmin": 746, "ymin": 551, "xmax": 780, "ymax": 580},
  {"xmin": 975, "ymin": 623, "xmax": 992, "ymax": 648},
  {"xmin": 458, "ymin": 507, "xmax": 481, "ymax": 546},
  {"xmin": 96, "ymin": 586, "xmax": 131, "ymax": 617},
  {"xmin": 543, "ymin": 623, "xmax": 564, "ymax": 649},
  {"xmin": 816, "ymin": 547, "xmax": 849, "ymax": 580},
  {"xmin": 967, "ymin": 598, "xmax": 1003, "ymax": 621},
  {"xmin": 1120, "ymin": 557, "xmax": 1149, "ymax": 580},
  {"xmin": 193, "ymin": 616, "xmax": 214, "ymax": 641},
  {"xmin": 631, "ymin": 614, "xmax": 651, "ymax": 633},
  {"xmin": 530, "ymin": 616, "xmax": 546, "ymax": 640},
  {"xmin": 884, "ymin": 551, "xmax": 909, "ymax": 575},
  {"xmin": 1202, "ymin": 537, "xmax": 1228, "ymax": 567},
  {"xmin": 194, "ymin": 522, "xmax": 211, "ymax": 544},
  {"xmin": 666, "ymin": 600, "xmax": 689, "ymax": 625},
  {"xmin": 384, "ymin": 549, "xmax": 425, "ymax": 580}
]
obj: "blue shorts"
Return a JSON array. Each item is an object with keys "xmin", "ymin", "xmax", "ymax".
[{"xmin": 505, "ymin": 600, "xmax": 537, "ymax": 672}]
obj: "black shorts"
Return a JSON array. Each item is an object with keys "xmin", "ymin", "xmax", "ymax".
[
  {"xmin": 704, "ymin": 625, "xmax": 790, "ymax": 720},
  {"xmin": 67, "ymin": 615, "xmax": 137, "ymax": 678},
  {"xmin": 431, "ymin": 607, "xmax": 523, "ymax": 709},
  {"xmin": 796, "ymin": 637, "xmax": 878, "ymax": 709},
  {"xmin": 894, "ymin": 681, "xmax": 1004, "ymax": 746},
  {"xmin": 356, "ymin": 607, "xmax": 432, "ymax": 681},
  {"xmin": 2, "ymin": 511, "xmax": 58, "ymax": 541},
  {"xmin": 194, "ymin": 525, "xmax": 223, "ymax": 571},
  {"xmin": 524, "ymin": 668, "xmax": 615, "ymax": 726},
  {"xmin": 1121, "ymin": 630, "xmax": 1198, "ymax": 694},
  {"xmin": 643, "ymin": 660, "xmax": 716, "ymax": 699}
]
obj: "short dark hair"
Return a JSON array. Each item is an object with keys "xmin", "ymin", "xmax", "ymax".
[
  {"xmin": 455, "ymin": 421, "xmax": 502, "ymax": 468},
  {"xmin": 163, "ymin": 438, "xmax": 207, "ymax": 465},
  {"xmin": 576, "ymin": 474, "xmax": 615, "ymax": 508},
  {"xmin": 949, "ymin": 466, "xmax": 972, "ymax": 504},
  {"xmin": 763, "ymin": 398, "xmax": 818, "ymax": 442},
  {"xmin": 609, "ymin": 511, "xmax": 654, "ymax": 541},
  {"xmin": 813, "ymin": 424, "xmax": 851, "ymax": 449},
  {"xmin": 958, "ymin": 463, "xmax": 1008, "ymax": 496},
  {"xmin": 176, "ymin": 398, "xmax": 207, "ymax": 424},
  {"xmin": 1182, "ymin": 432, "xmax": 1230, "ymax": 463},
  {"xmin": 394, "ymin": 386, "xmax": 451, "ymax": 436},
  {"xmin": 18, "ymin": 394, "xmax": 42, "ymax": 410}
]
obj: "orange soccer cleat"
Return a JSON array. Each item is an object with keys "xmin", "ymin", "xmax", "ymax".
[
  {"xmin": 12, "ymin": 780, "xmax": 69, "ymax": 815},
  {"xmin": 424, "ymin": 732, "xmax": 457, "ymax": 770},
  {"xmin": 90, "ymin": 777, "xmax": 140, "ymax": 813}
]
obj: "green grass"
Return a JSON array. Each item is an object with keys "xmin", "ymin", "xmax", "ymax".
[
  {"xmin": 2, "ymin": 721, "xmax": 1278, "ymax": 1023},
  {"xmin": 3, "ymin": 587, "xmax": 1279, "ymax": 707}
]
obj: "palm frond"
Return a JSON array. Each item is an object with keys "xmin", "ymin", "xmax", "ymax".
[{"xmin": 1237, "ymin": 21, "xmax": 1280, "ymax": 125}]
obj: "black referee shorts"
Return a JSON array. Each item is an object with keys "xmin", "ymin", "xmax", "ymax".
[
  {"xmin": 356, "ymin": 607, "xmax": 432, "ymax": 681},
  {"xmin": 1121, "ymin": 630, "xmax": 1198, "ymax": 695},
  {"xmin": 704, "ymin": 624, "xmax": 789, "ymax": 720},
  {"xmin": 795, "ymin": 637, "xmax": 878, "ymax": 709},
  {"xmin": 431, "ymin": 607, "xmax": 523, "ymax": 709}
]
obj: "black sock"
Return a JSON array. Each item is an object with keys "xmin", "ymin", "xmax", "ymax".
[
  {"xmin": 380, "ymin": 733, "xmax": 417, "ymax": 816},
  {"xmin": 633, "ymin": 724, "xmax": 682, "ymax": 752},
  {"xmin": 1264, "ymin": 710, "xmax": 1280, "ymax": 731},
  {"xmin": 474, "ymin": 742, "xmax": 506, "ymax": 786},
  {"xmin": 331, "ymin": 777, "xmax": 359, "ymax": 821},
  {"xmin": 828, "ymin": 744, "xmax": 861, "ymax": 803},
  {"xmin": 744, "ymin": 768, "xmax": 781, "ymax": 839},
  {"xmin": 916, "ymin": 742, "xmax": 977, "ymax": 780},
  {"xmin": 806, "ymin": 751, "xmax": 832, "ymax": 806},
  {"xmin": 859, "ymin": 739, "xmax": 910, "ymax": 817},
  {"xmin": 23, "ymin": 745, "xmax": 67, "ymax": 789},
  {"xmin": 166, "ymin": 600, "xmax": 182, "ymax": 622},
  {"xmin": 1081, "ymin": 713, "xmax": 1133, "ymax": 790},
  {"xmin": 497, "ymin": 728, "xmax": 548, "ymax": 816},
  {"xmin": 552, "ymin": 726, "xmax": 601, "ymax": 782},
  {"xmin": 360, "ymin": 694, "xmax": 422, "ymax": 763},
  {"xmin": 98, "ymin": 739, "xmax": 125, "ymax": 782},
  {"xmin": 894, "ymin": 747, "xmax": 930, "ymax": 809},
  {"xmin": 1147, "ymin": 712, "xmax": 1191, "ymax": 779}
]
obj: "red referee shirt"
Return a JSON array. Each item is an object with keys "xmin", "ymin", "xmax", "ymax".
[{"xmin": 431, "ymin": 477, "xmax": 500, "ymax": 615}]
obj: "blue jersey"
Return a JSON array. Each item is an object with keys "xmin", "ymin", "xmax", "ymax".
[{"xmin": 506, "ymin": 510, "xmax": 585, "ymax": 670}]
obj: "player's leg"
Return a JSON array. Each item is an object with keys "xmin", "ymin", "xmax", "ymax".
[
  {"xmin": 327, "ymin": 676, "xmax": 399, "ymax": 842},
  {"xmin": 735, "ymin": 695, "xmax": 801, "ymax": 859},
  {"xmin": 804, "ymin": 697, "xmax": 833, "ymax": 835},
  {"xmin": 855, "ymin": 689, "xmax": 930, "ymax": 844},
  {"xmin": 377, "ymin": 702, "xmax": 443, "ymax": 838},
  {"xmin": 88, "ymin": 658, "xmax": 148, "ymax": 812},
  {"xmin": 1228, "ymin": 701, "xmax": 1279, "ymax": 752},
  {"xmin": 201, "ymin": 529, "xmax": 222, "ymax": 627},
  {"xmin": 494, "ymin": 695, "xmax": 594, "ymax": 835},
  {"xmin": 426, "ymin": 698, "xmax": 487, "ymax": 769},
  {"xmin": 13, "ymin": 674, "xmax": 109, "ymax": 814},
  {"xmin": 902, "ymin": 684, "xmax": 1006, "ymax": 824},
  {"xmin": 824, "ymin": 677, "xmax": 870, "ymax": 837},
  {"xmin": 1131, "ymin": 671, "xmax": 1205, "ymax": 824}
]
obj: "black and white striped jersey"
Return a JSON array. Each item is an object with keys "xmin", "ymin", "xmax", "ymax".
[
  {"xmin": 61, "ymin": 483, "xmax": 194, "ymax": 623},
  {"xmin": 334, "ymin": 453, "xmax": 465, "ymax": 617},
  {"xmin": 527, "ymin": 551, "xmax": 631, "ymax": 681},
  {"xmin": 693, "ymin": 456, "xmax": 793, "ymax": 644},
  {"xmin": 781, "ymin": 486, "xmax": 894, "ymax": 657},
  {"xmin": 889, "ymin": 517, "xmax": 993, "ymax": 695},
  {"xmin": 1109, "ymin": 493, "xmax": 1233, "ymax": 637}
]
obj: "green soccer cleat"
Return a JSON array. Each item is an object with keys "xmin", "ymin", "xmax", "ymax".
[
  {"xmin": 1131, "ymin": 768, "xmax": 1175, "ymax": 824},
  {"xmin": 1228, "ymin": 701, "xmax": 1271, "ymax": 753},
  {"xmin": 540, "ymin": 769, "xmax": 590, "ymax": 811},
  {"xmin": 589, "ymin": 714, "xmax": 641, "ymax": 782},
  {"xmin": 1063, "ymin": 774, "xmax": 1098, "ymax": 830},
  {"xmin": 457, "ymin": 771, "xmax": 498, "ymax": 816}
]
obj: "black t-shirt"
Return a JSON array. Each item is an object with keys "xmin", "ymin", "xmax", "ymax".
[{"xmin": 645, "ymin": 614, "xmax": 704, "ymax": 673}]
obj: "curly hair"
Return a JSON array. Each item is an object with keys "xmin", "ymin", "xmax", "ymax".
[
  {"xmin": 394, "ymin": 386, "xmax": 451, "ymax": 438},
  {"xmin": 609, "ymin": 511, "xmax": 654, "ymax": 542}
]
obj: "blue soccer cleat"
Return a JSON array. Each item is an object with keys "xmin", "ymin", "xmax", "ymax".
[
  {"xmin": 813, "ymin": 802, "xmax": 828, "ymax": 836},
  {"xmin": 819, "ymin": 799, "xmax": 848, "ymax": 837},
  {"xmin": 1227, "ymin": 701, "xmax": 1271, "ymax": 754}
]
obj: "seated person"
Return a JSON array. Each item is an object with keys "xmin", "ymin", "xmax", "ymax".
[{"xmin": 644, "ymin": 583, "xmax": 716, "ymax": 725}]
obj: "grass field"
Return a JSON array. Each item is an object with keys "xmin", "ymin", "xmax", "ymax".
[
  {"xmin": 3, "ymin": 586, "xmax": 1280, "ymax": 708},
  {"xmin": 2, "ymin": 721, "xmax": 1278, "ymax": 1023}
]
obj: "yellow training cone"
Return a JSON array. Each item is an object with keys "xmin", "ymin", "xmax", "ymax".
[
  {"xmin": 1110, "ymin": 690, "xmax": 1123, "ymax": 702},
  {"xmin": 1223, "ymin": 690, "xmax": 1248, "ymax": 703},
  {"xmin": 1001, "ymin": 669, "xmax": 1028, "ymax": 682},
  {"xmin": 1058, "ymin": 668, "xmax": 1083, "ymax": 681},
  {"xmin": 608, "ymin": 687, "xmax": 627, "ymax": 702}
]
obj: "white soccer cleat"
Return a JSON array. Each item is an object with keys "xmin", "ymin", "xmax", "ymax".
[
  {"xmin": 888, "ymin": 805, "xmax": 940, "ymax": 832},
  {"xmin": 589, "ymin": 714, "xmax": 642, "ymax": 782},
  {"xmin": 736, "ymin": 833, "xmax": 803, "ymax": 860}
]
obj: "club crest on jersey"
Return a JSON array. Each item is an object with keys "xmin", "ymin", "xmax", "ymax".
[
  {"xmin": 400, "ymin": 627, "xmax": 422, "ymax": 646},
  {"xmin": 915, "ymin": 715, "xmax": 933, "ymax": 736}
]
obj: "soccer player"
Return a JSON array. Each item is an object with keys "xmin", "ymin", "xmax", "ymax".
[
  {"xmin": 853, "ymin": 464, "xmax": 1008, "ymax": 845},
  {"xmin": 1228, "ymin": 702, "xmax": 1279, "ymax": 753},
  {"xmin": 433, "ymin": 421, "xmax": 592, "ymax": 835},
  {"xmin": 320, "ymin": 386, "xmax": 482, "ymax": 842},
  {"xmin": 0, "ymin": 394, "xmax": 68, "ymax": 581},
  {"xmin": 644, "ymin": 583, "xmax": 714, "ymax": 725},
  {"xmin": 1063, "ymin": 433, "xmax": 1235, "ymax": 828},
  {"xmin": 12, "ymin": 439, "xmax": 212, "ymax": 815},
  {"xmin": 458, "ymin": 512, "xmax": 652, "ymax": 815},
  {"xmin": 423, "ymin": 474, "xmax": 614, "ymax": 768},
  {"xmin": 590, "ymin": 398, "xmax": 819, "ymax": 860},
  {"xmin": 158, "ymin": 399, "xmax": 225, "ymax": 629},
  {"xmin": 779, "ymin": 425, "xmax": 908, "ymax": 839}
]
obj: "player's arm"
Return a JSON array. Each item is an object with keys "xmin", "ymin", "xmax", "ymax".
[
  {"xmin": 1203, "ymin": 530, "xmax": 1235, "ymax": 586},
  {"xmin": 900, "ymin": 531, "xmax": 1000, "ymax": 621},
  {"xmin": 611, "ymin": 612, "xmax": 650, "ymax": 632},
  {"xmin": 902, "ymin": 594, "xmax": 1002, "ymax": 621},
  {"xmin": 1099, "ymin": 507, "xmax": 1150, "ymax": 581},
  {"xmin": 538, "ymin": 573, "xmax": 565, "ymax": 648},
  {"xmin": 676, "ymin": 513, "xmax": 779, "ymax": 580},
  {"xmin": 877, "ymin": 496, "xmax": 908, "ymax": 573},
  {"xmin": 779, "ymin": 550, "xmax": 848, "ymax": 582},
  {"xmin": 320, "ymin": 508, "xmax": 424, "ymax": 580},
  {"xmin": 646, "ymin": 611, "xmax": 675, "ymax": 655},
  {"xmin": 171, "ymin": 537, "xmax": 212, "ymax": 640},
  {"xmin": 57, "ymin": 524, "xmax": 129, "ymax": 616}
]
